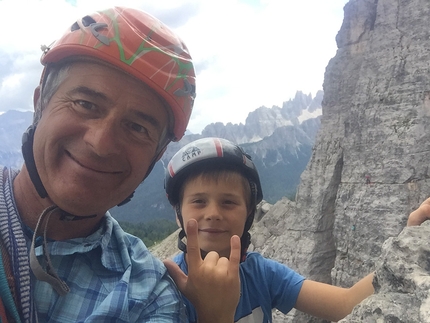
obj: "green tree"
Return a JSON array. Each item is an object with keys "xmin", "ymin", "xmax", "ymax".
[{"xmin": 119, "ymin": 219, "xmax": 177, "ymax": 247}]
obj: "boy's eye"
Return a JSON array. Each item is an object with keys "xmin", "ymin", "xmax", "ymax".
[
  {"xmin": 190, "ymin": 199, "xmax": 205, "ymax": 205},
  {"xmin": 223, "ymin": 200, "xmax": 236, "ymax": 205}
]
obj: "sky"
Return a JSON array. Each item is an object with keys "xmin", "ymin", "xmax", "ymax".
[{"xmin": 0, "ymin": 0, "xmax": 349, "ymax": 134}]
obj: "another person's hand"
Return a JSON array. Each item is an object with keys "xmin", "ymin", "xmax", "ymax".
[
  {"xmin": 407, "ymin": 197, "xmax": 430, "ymax": 226},
  {"xmin": 163, "ymin": 219, "xmax": 240, "ymax": 323}
]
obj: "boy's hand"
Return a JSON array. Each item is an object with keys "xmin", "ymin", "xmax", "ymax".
[
  {"xmin": 408, "ymin": 197, "xmax": 430, "ymax": 226},
  {"xmin": 163, "ymin": 219, "xmax": 240, "ymax": 323}
]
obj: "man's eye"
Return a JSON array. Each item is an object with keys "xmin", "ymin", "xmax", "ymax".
[
  {"xmin": 75, "ymin": 100, "xmax": 96, "ymax": 110},
  {"xmin": 130, "ymin": 123, "xmax": 147, "ymax": 133}
]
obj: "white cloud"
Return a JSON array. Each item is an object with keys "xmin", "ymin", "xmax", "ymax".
[
  {"xmin": 0, "ymin": 0, "xmax": 349, "ymax": 133},
  {"xmin": 1, "ymin": 73, "xmax": 23, "ymax": 95},
  {"xmin": 175, "ymin": 0, "xmax": 348, "ymax": 131}
]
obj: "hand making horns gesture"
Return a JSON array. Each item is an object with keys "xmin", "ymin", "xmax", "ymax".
[{"xmin": 163, "ymin": 219, "xmax": 241, "ymax": 323}]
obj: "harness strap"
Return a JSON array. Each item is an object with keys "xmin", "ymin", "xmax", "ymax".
[
  {"xmin": 0, "ymin": 297, "xmax": 10, "ymax": 323},
  {"xmin": 0, "ymin": 250, "xmax": 21, "ymax": 323}
]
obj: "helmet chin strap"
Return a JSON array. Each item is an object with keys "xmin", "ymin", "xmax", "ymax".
[
  {"xmin": 22, "ymin": 124, "xmax": 47, "ymax": 199},
  {"xmin": 177, "ymin": 228, "xmax": 210, "ymax": 260},
  {"xmin": 175, "ymin": 205, "xmax": 187, "ymax": 253}
]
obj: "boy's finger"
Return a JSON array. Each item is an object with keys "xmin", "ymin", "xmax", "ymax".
[
  {"xmin": 163, "ymin": 259, "xmax": 188, "ymax": 293},
  {"xmin": 408, "ymin": 198, "xmax": 430, "ymax": 226},
  {"xmin": 185, "ymin": 219, "xmax": 202, "ymax": 271},
  {"xmin": 229, "ymin": 235, "xmax": 241, "ymax": 271}
]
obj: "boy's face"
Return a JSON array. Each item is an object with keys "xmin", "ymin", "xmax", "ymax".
[{"xmin": 180, "ymin": 173, "xmax": 249, "ymax": 258}]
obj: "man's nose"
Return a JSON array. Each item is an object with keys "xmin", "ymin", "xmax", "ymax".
[{"xmin": 84, "ymin": 117, "xmax": 121, "ymax": 157}]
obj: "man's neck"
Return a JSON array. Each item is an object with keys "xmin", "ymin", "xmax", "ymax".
[{"xmin": 13, "ymin": 165, "xmax": 104, "ymax": 240}]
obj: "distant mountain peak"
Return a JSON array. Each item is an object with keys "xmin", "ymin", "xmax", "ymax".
[{"xmin": 200, "ymin": 90, "xmax": 323, "ymax": 145}]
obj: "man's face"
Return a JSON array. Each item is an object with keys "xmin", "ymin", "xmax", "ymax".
[{"xmin": 33, "ymin": 61, "xmax": 168, "ymax": 216}]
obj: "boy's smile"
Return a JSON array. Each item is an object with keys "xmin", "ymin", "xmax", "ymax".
[
  {"xmin": 180, "ymin": 173, "xmax": 249, "ymax": 258},
  {"xmin": 199, "ymin": 228, "xmax": 228, "ymax": 234}
]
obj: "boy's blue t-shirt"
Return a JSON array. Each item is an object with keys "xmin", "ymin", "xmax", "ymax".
[{"xmin": 173, "ymin": 251, "xmax": 305, "ymax": 323}]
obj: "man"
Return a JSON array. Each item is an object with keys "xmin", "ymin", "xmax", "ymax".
[{"xmin": 0, "ymin": 6, "xmax": 195, "ymax": 322}]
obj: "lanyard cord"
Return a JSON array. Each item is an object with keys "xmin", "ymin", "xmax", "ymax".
[{"xmin": 29, "ymin": 206, "xmax": 70, "ymax": 296}]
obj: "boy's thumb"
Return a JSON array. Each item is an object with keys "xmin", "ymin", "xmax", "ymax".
[{"xmin": 163, "ymin": 259, "xmax": 188, "ymax": 292}]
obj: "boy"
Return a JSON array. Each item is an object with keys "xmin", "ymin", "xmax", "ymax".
[{"xmin": 163, "ymin": 137, "xmax": 374, "ymax": 323}]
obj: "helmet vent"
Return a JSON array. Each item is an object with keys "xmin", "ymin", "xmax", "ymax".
[
  {"xmin": 82, "ymin": 15, "xmax": 97, "ymax": 27},
  {"xmin": 70, "ymin": 16, "xmax": 97, "ymax": 31},
  {"xmin": 70, "ymin": 21, "xmax": 79, "ymax": 31}
]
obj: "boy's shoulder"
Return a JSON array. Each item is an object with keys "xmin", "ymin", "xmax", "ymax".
[
  {"xmin": 244, "ymin": 251, "xmax": 263, "ymax": 261},
  {"xmin": 242, "ymin": 251, "xmax": 272, "ymax": 270},
  {"xmin": 243, "ymin": 252, "xmax": 303, "ymax": 277},
  {"xmin": 244, "ymin": 251, "xmax": 269, "ymax": 262},
  {"xmin": 242, "ymin": 252, "xmax": 305, "ymax": 289}
]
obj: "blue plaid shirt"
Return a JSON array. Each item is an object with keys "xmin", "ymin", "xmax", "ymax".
[{"xmin": 31, "ymin": 214, "xmax": 186, "ymax": 322}]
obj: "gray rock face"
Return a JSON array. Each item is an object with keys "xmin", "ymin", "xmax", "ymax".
[
  {"xmin": 339, "ymin": 222, "xmax": 430, "ymax": 323},
  {"xmin": 250, "ymin": 0, "xmax": 430, "ymax": 322}
]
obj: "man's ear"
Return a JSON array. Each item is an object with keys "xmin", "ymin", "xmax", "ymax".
[{"xmin": 33, "ymin": 86, "xmax": 41, "ymax": 110}]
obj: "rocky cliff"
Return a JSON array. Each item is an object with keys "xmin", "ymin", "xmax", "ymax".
[
  {"xmin": 152, "ymin": 0, "xmax": 430, "ymax": 322},
  {"xmin": 252, "ymin": 0, "xmax": 430, "ymax": 321},
  {"xmin": 339, "ymin": 221, "xmax": 430, "ymax": 323}
]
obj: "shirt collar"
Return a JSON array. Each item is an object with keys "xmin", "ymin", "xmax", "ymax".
[{"xmin": 33, "ymin": 213, "xmax": 128, "ymax": 273}]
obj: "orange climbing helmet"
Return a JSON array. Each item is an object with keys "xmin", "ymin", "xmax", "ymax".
[{"xmin": 40, "ymin": 6, "xmax": 196, "ymax": 141}]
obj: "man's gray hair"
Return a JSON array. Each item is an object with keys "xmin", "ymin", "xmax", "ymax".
[{"xmin": 33, "ymin": 62, "xmax": 71, "ymax": 124}]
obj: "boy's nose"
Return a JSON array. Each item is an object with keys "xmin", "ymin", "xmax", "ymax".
[{"xmin": 204, "ymin": 203, "xmax": 222, "ymax": 221}]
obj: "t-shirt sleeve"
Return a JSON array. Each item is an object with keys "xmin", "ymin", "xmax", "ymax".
[{"xmin": 262, "ymin": 255, "xmax": 305, "ymax": 314}]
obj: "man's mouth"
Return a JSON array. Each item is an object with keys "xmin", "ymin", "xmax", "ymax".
[{"xmin": 66, "ymin": 151, "xmax": 121, "ymax": 174}]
